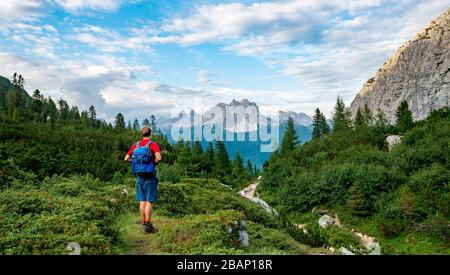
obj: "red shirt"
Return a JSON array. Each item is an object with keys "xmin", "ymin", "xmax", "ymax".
[{"xmin": 127, "ymin": 139, "xmax": 161, "ymax": 163}]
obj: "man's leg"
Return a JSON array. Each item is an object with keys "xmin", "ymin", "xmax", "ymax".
[
  {"xmin": 144, "ymin": 202, "xmax": 154, "ymax": 223},
  {"xmin": 140, "ymin": 202, "xmax": 147, "ymax": 224}
]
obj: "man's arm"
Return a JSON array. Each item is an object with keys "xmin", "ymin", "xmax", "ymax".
[
  {"xmin": 154, "ymin": 152, "xmax": 162, "ymax": 164},
  {"xmin": 124, "ymin": 154, "xmax": 132, "ymax": 163}
]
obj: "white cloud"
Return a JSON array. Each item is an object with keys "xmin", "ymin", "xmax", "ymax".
[
  {"xmin": 136, "ymin": 0, "xmax": 450, "ymax": 114},
  {"xmin": 0, "ymin": 52, "xmax": 156, "ymax": 120},
  {"xmin": 0, "ymin": 1, "xmax": 46, "ymax": 26},
  {"xmin": 51, "ymin": 0, "xmax": 137, "ymax": 14},
  {"xmin": 70, "ymin": 24, "xmax": 154, "ymax": 52}
]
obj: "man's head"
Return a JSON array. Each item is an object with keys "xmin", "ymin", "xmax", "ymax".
[{"xmin": 141, "ymin": 126, "xmax": 152, "ymax": 138}]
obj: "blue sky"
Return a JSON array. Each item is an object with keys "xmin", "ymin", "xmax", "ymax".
[{"xmin": 0, "ymin": 0, "xmax": 449, "ymax": 122}]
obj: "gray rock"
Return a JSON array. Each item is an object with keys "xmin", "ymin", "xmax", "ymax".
[
  {"xmin": 386, "ymin": 135, "xmax": 402, "ymax": 151},
  {"xmin": 339, "ymin": 247, "xmax": 355, "ymax": 255},
  {"xmin": 318, "ymin": 215, "xmax": 334, "ymax": 229},
  {"xmin": 250, "ymin": 197, "xmax": 279, "ymax": 216},
  {"xmin": 368, "ymin": 242, "xmax": 382, "ymax": 255},
  {"xmin": 350, "ymin": 8, "xmax": 450, "ymax": 122}
]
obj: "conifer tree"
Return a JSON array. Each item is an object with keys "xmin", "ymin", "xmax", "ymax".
[
  {"xmin": 191, "ymin": 140, "xmax": 204, "ymax": 174},
  {"xmin": 133, "ymin": 119, "xmax": 140, "ymax": 131},
  {"xmin": 395, "ymin": 100, "xmax": 414, "ymax": 132},
  {"xmin": 215, "ymin": 141, "xmax": 231, "ymax": 177},
  {"xmin": 312, "ymin": 108, "xmax": 330, "ymax": 139},
  {"xmin": 280, "ymin": 117, "xmax": 299, "ymax": 158},
  {"xmin": 332, "ymin": 96, "xmax": 352, "ymax": 133},
  {"xmin": 347, "ymin": 183, "xmax": 370, "ymax": 217},
  {"xmin": 88, "ymin": 105, "xmax": 97, "ymax": 127},
  {"xmin": 354, "ymin": 107, "xmax": 367, "ymax": 130},
  {"xmin": 205, "ymin": 142, "xmax": 215, "ymax": 175},
  {"xmin": 115, "ymin": 113, "xmax": 126, "ymax": 130}
]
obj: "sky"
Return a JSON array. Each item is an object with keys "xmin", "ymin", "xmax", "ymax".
[{"xmin": 0, "ymin": 0, "xmax": 449, "ymax": 122}]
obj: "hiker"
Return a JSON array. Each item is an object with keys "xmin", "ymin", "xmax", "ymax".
[{"xmin": 124, "ymin": 126, "xmax": 162, "ymax": 233}]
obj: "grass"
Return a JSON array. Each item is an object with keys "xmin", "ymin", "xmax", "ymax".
[{"xmin": 113, "ymin": 210, "xmax": 325, "ymax": 255}]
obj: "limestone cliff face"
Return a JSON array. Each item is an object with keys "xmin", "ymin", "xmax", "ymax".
[{"xmin": 349, "ymin": 8, "xmax": 450, "ymax": 122}]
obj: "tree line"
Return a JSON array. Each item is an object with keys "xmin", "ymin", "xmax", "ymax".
[{"xmin": 0, "ymin": 73, "xmax": 256, "ymax": 187}]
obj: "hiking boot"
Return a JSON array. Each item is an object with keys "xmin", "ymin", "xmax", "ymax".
[
  {"xmin": 143, "ymin": 222, "xmax": 151, "ymax": 233},
  {"xmin": 143, "ymin": 222, "xmax": 158, "ymax": 233}
]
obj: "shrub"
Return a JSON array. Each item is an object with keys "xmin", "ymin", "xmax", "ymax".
[
  {"xmin": 157, "ymin": 164, "xmax": 181, "ymax": 183},
  {"xmin": 347, "ymin": 183, "xmax": 370, "ymax": 217}
]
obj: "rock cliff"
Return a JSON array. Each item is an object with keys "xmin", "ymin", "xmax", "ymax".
[{"xmin": 349, "ymin": 8, "xmax": 450, "ymax": 122}]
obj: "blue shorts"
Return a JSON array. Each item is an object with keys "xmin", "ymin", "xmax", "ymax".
[{"xmin": 135, "ymin": 173, "xmax": 158, "ymax": 203}]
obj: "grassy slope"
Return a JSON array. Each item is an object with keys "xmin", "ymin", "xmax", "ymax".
[
  {"xmin": 113, "ymin": 178, "xmax": 327, "ymax": 255},
  {"xmin": 0, "ymin": 169, "xmax": 327, "ymax": 255}
]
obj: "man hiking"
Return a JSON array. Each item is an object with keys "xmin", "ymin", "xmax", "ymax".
[{"xmin": 124, "ymin": 126, "xmax": 162, "ymax": 233}]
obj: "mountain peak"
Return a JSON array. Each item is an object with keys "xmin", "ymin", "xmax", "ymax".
[
  {"xmin": 349, "ymin": 8, "xmax": 450, "ymax": 122},
  {"xmin": 217, "ymin": 98, "xmax": 257, "ymax": 108}
]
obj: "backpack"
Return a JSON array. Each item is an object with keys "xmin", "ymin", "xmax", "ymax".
[{"xmin": 131, "ymin": 140, "xmax": 156, "ymax": 174}]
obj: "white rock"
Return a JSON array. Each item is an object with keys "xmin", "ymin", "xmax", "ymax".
[
  {"xmin": 318, "ymin": 215, "xmax": 334, "ymax": 229},
  {"xmin": 368, "ymin": 242, "xmax": 382, "ymax": 255},
  {"xmin": 250, "ymin": 197, "xmax": 279, "ymax": 216},
  {"xmin": 339, "ymin": 247, "xmax": 355, "ymax": 255},
  {"xmin": 386, "ymin": 135, "xmax": 402, "ymax": 151}
]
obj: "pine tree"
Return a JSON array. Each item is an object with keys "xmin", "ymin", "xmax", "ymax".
[
  {"xmin": 312, "ymin": 108, "xmax": 330, "ymax": 139},
  {"xmin": 177, "ymin": 140, "xmax": 191, "ymax": 176},
  {"xmin": 47, "ymin": 97, "xmax": 58, "ymax": 129},
  {"xmin": 31, "ymin": 89, "xmax": 44, "ymax": 122},
  {"xmin": 150, "ymin": 115, "xmax": 157, "ymax": 132},
  {"xmin": 215, "ymin": 141, "xmax": 230, "ymax": 177},
  {"xmin": 354, "ymin": 107, "xmax": 367, "ymax": 130},
  {"xmin": 375, "ymin": 109, "xmax": 388, "ymax": 128},
  {"xmin": 133, "ymin": 119, "xmax": 140, "ymax": 131},
  {"xmin": 115, "ymin": 113, "xmax": 126, "ymax": 130},
  {"xmin": 58, "ymin": 98, "xmax": 70, "ymax": 122},
  {"xmin": 231, "ymin": 151, "xmax": 245, "ymax": 186},
  {"xmin": 88, "ymin": 105, "xmax": 97, "ymax": 127},
  {"xmin": 142, "ymin": 118, "xmax": 150, "ymax": 127},
  {"xmin": 205, "ymin": 142, "xmax": 215, "ymax": 175},
  {"xmin": 127, "ymin": 120, "xmax": 132, "ymax": 130},
  {"xmin": 280, "ymin": 117, "xmax": 299, "ymax": 158},
  {"xmin": 362, "ymin": 104, "xmax": 373, "ymax": 125},
  {"xmin": 71, "ymin": 106, "xmax": 81, "ymax": 122},
  {"xmin": 395, "ymin": 100, "xmax": 413, "ymax": 132},
  {"xmin": 332, "ymin": 96, "xmax": 352, "ymax": 133},
  {"xmin": 191, "ymin": 140, "xmax": 204, "ymax": 174},
  {"xmin": 399, "ymin": 185, "xmax": 416, "ymax": 217},
  {"xmin": 246, "ymin": 159, "xmax": 253, "ymax": 179},
  {"xmin": 347, "ymin": 183, "xmax": 370, "ymax": 217},
  {"xmin": 81, "ymin": 111, "xmax": 89, "ymax": 128}
]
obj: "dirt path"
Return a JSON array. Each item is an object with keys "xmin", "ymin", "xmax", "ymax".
[
  {"xmin": 237, "ymin": 181, "xmax": 259, "ymax": 199},
  {"xmin": 115, "ymin": 212, "xmax": 176, "ymax": 255}
]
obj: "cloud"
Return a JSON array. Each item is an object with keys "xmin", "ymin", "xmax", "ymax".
[
  {"xmin": 0, "ymin": 1, "xmax": 46, "ymax": 26},
  {"xmin": 51, "ymin": 0, "xmax": 138, "ymax": 14},
  {"xmin": 136, "ymin": 0, "xmax": 450, "ymax": 114},
  {"xmin": 0, "ymin": 51, "xmax": 157, "ymax": 119},
  {"xmin": 70, "ymin": 24, "xmax": 154, "ymax": 52}
]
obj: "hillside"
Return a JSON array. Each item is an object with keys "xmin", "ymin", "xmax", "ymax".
[
  {"xmin": 259, "ymin": 106, "xmax": 450, "ymax": 255},
  {"xmin": 349, "ymin": 8, "xmax": 450, "ymax": 122},
  {"xmin": 0, "ymin": 165, "xmax": 326, "ymax": 255}
]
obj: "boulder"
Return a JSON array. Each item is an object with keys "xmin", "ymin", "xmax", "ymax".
[
  {"xmin": 318, "ymin": 215, "xmax": 333, "ymax": 229},
  {"xmin": 368, "ymin": 242, "xmax": 382, "ymax": 255},
  {"xmin": 312, "ymin": 207, "xmax": 328, "ymax": 215},
  {"xmin": 339, "ymin": 247, "xmax": 355, "ymax": 255},
  {"xmin": 250, "ymin": 197, "xmax": 279, "ymax": 216},
  {"xmin": 386, "ymin": 135, "xmax": 402, "ymax": 151}
]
